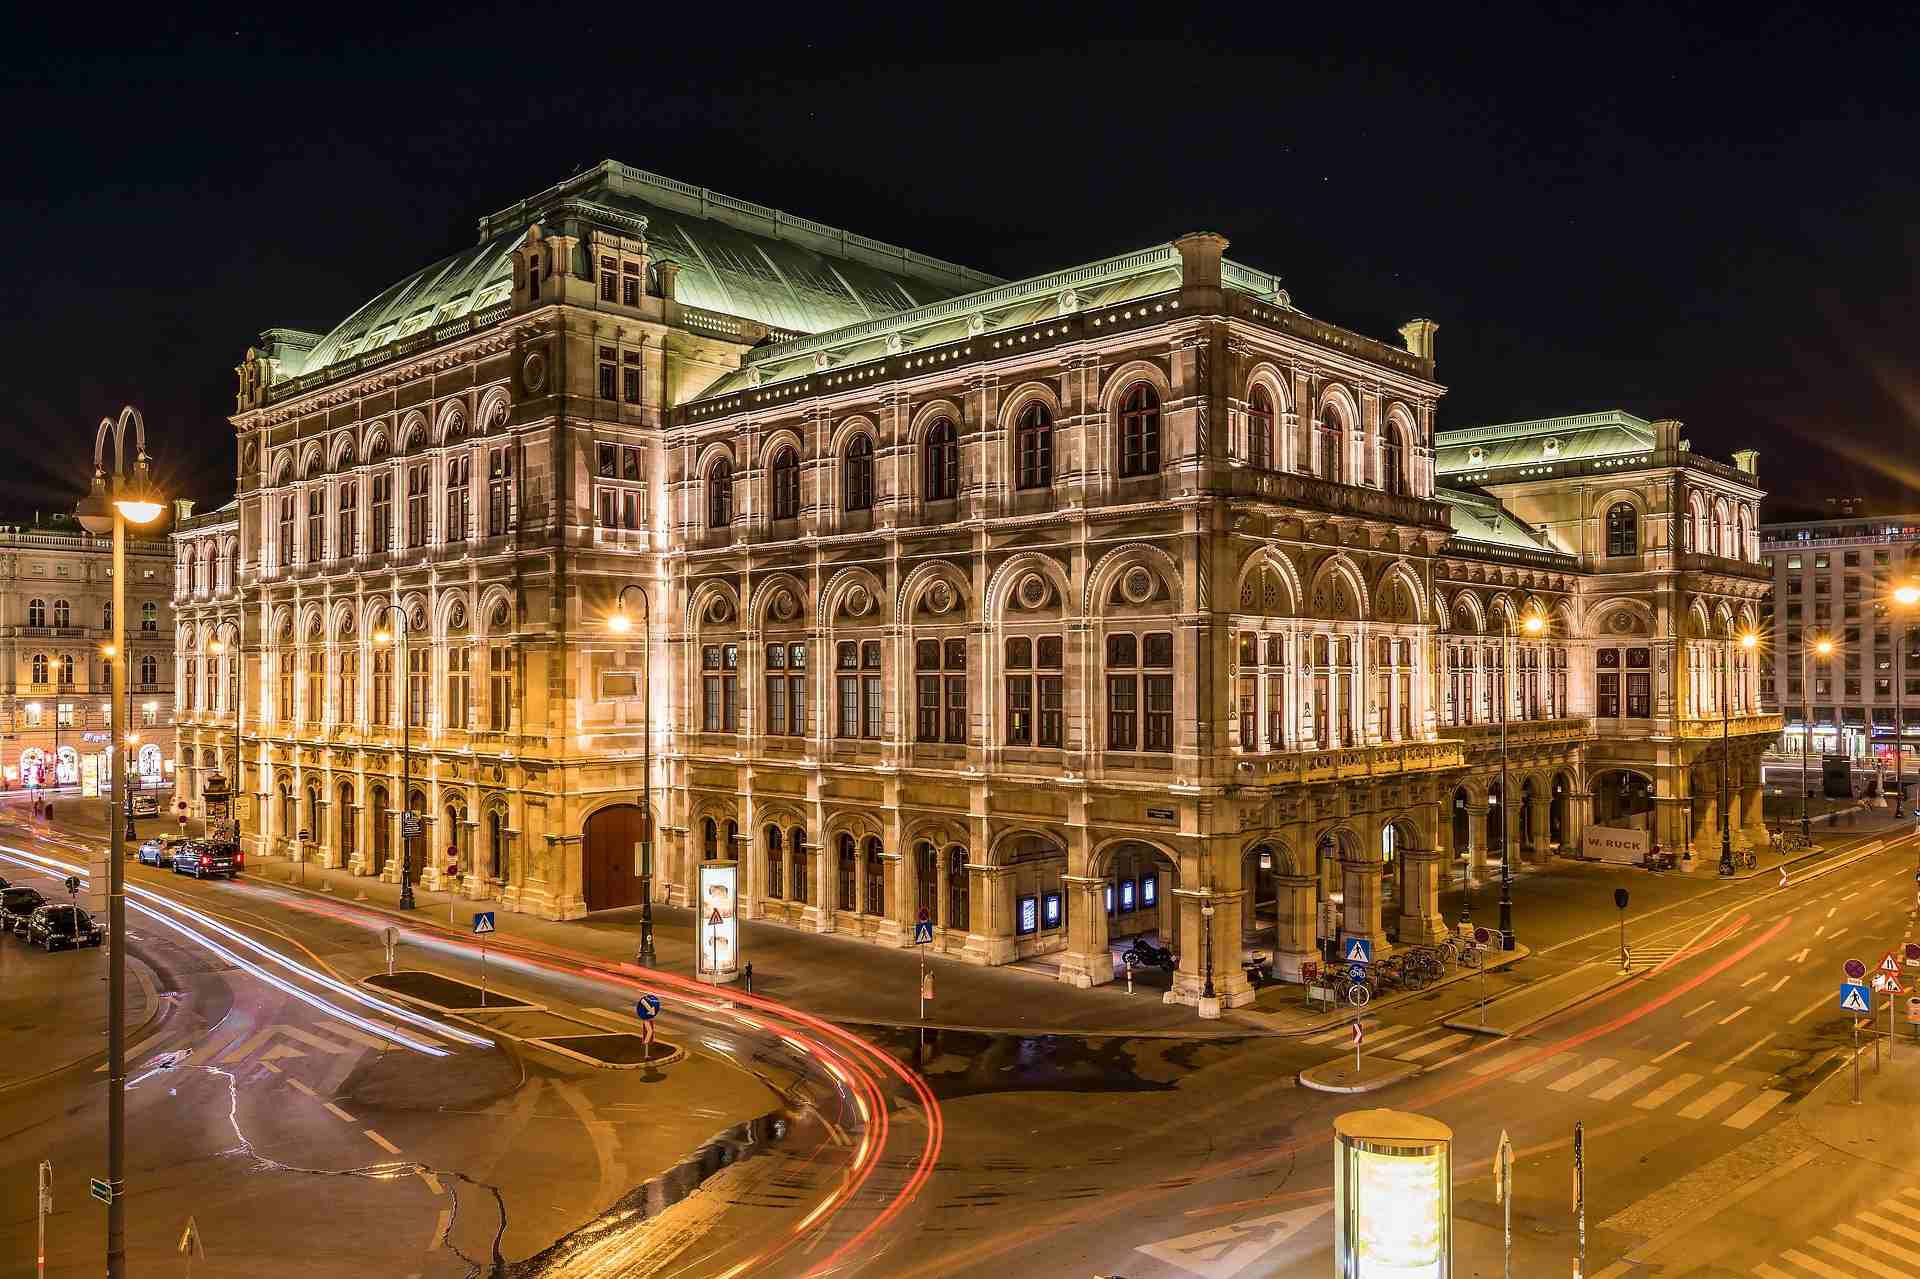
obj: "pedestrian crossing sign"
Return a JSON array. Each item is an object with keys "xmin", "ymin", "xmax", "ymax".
[
  {"xmin": 472, "ymin": 911, "xmax": 496, "ymax": 935},
  {"xmin": 1840, "ymin": 980, "xmax": 1873, "ymax": 1014},
  {"xmin": 1342, "ymin": 937, "xmax": 1374, "ymax": 965},
  {"xmin": 913, "ymin": 920, "xmax": 935, "ymax": 945}
]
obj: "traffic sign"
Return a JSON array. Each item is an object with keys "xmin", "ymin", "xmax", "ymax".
[
  {"xmin": 1474, "ymin": 927, "xmax": 1491, "ymax": 945},
  {"xmin": 1841, "ymin": 980, "xmax": 1874, "ymax": 1014},
  {"xmin": 1123, "ymin": 950, "xmax": 1140, "ymax": 969},
  {"xmin": 1845, "ymin": 958, "xmax": 1868, "ymax": 980},
  {"xmin": 1908, "ymin": 996, "xmax": 1920, "ymax": 1025},
  {"xmin": 401, "ymin": 811, "xmax": 422, "ymax": 838},
  {"xmin": 471, "ymin": 911, "xmax": 495, "ymax": 935},
  {"xmin": 912, "ymin": 919, "xmax": 935, "ymax": 945},
  {"xmin": 1880, "ymin": 952, "xmax": 1903, "ymax": 976},
  {"xmin": 89, "ymin": 1177, "xmax": 113, "ymax": 1205},
  {"xmin": 1874, "ymin": 972, "xmax": 1906, "ymax": 995},
  {"xmin": 1907, "ymin": 942, "xmax": 1920, "ymax": 968},
  {"xmin": 297, "ymin": 828, "xmax": 310, "ymax": 841},
  {"xmin": 1342, "ymin": 936, "xmax": 1375, "ymax": 965},
  {"xmin": 1347, "ymin": 962, "xmax": 1368, "ymax": 983},
  {"xmin": 708, "ymin": 907, "xmax": 724, "ymax": 927},
  {"xmin": 634, "ymin": 994, "xmax": 661, "ymax": 1021}
]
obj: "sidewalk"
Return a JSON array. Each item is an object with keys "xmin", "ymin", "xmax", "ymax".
[{"xmin": 0, "ymin": 905, "xmax": 162, "ymax": 1093}]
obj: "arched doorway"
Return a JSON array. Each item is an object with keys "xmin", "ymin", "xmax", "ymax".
[
  {"xmin": 337, "ymin": 782, "xmax": 356, "ymax": 866},
  {"xmin": 582, "ymin": 804, "xmax": 646, "ymax": 911},
  {"xmin": 486, "ymin": 806, "xmax": 508, "ymax": 881},
  {"xmin": 1550, "ymin": 774, "xmax": 1570, "ymax": 847},
  {"xmin": 1486, "ymin": 780, "xmax": 1506, "ymax": 864},
  {"xmin": 1102, "ymin": 840, "xmax": 1180, "ymax": 986},
  {"xmin": 1243, "ymin": 844, "xmax": 1280, "ymax": 946},
  {"xmin": 1519, "ymin": 778, "xmax": 1537, "ymax": 852},
  {"xmin": 404, "ymin": 788, "xmax": 427, "ymax": 883},
  {"xmin": 370, "ymin": 785, "xmax": 390, "ymax": 875},
  {"xmin": 1592, "ymin": 769, "xmax": 1654, "ymax": 828}
]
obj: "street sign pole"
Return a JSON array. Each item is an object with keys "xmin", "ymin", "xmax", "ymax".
[
  {"xmin": 37, "ymin": 1159, "xmax": 50, "ymax": 1279},
  {"xmin": 1855, "ymin": 1015, "xmax": 1863, "ymax": 1104},
  {"xmin": 1574, "ymin": 1120, "xmax": 1587, "ymax": 1279},
  {"xmin": 1494, "ymin": 1130, "xmax": 1512, "ymax": 1279}
]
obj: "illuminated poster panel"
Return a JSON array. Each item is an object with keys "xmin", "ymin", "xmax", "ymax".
[{"xmin": 697, "ymin": 860, "xmax": 740, "ymax": 982}]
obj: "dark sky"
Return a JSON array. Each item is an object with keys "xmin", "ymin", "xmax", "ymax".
[{"xmin": 4, "ymin": 2, "xmax": 1916, "ymax": 522}]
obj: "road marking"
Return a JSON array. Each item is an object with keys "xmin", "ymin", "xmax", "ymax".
[
  {"xmin": 1590, "ymin": 1064, "xmax": 1660, "ymax": 1101},
  {"xmin": 1716, "ymin": 1033, "xmax": 1778, "ymax": 1073},
  {"xmin": 1831, "ymin": 1222, "xmax": 1920, "ymax": 1270},
  {"xmin": 1769, "ymin": 974, "xmax": 1793, "ymax": 993},
  {"xmin": 1857, "ymin": 1210, "xmax": 1920, "ymax": 1246},
  {"xmin": 1828, "ymin": 906, "xmax": 1838, "ymax": 919},
  {"xmin": 1790, "ymin": 947, "xmax": 1811, "ymax": 963},
  {"xmin": 1816, "ymin": 926, "xmax": 1827, "ymax": 938},
  {"xmin": 1790, "ymin": 990, "xmax": 1833, "ymax": 1024},
  {"xmin": 1830, "ymin": 927, "xmax": 1849, "ymax": 941},
  {"xmin": 1650, "ymin": 1040, "xmax": 1692, "ymax": 1065},
  {"xmin": 287, "ymin": 1078, "xmax": 318, "ymax": 1098},
  {"xmin": 1721, "ymin": 1089, "xmax": 1788, "ymax": 1129},
  {"xmin": 363, "ymin": 1129, "xmax": 402, "ymax": 1154},
  {"xmin": 1677, "ymin": 1080, "xmax": 1744, "ymax": 1119},
  {"xmin": 1636, "ymin": 1072, "xmax": 1701, "ymax": 1110},
  {"xmin": 1396, "ymin": 1032, "xmax": 1471, "ymax": 1062},
  {"xmin": 418, "ymin": 1170, "xmax": 445, "ymax": 1196},
  {"xmin": 260, "ymin": 1060, "xmax": 281, "ymax": 1074},
  {"xmin": 1304, "ymin": 1021, "xmax": 1373, "ymax": 1046},
  {"xmin": 324, "ymin": 1102, "xmax": 356, "ymax": 1123},
  {"xmin": 1753, "ymin": 1263, "xmax": 1798, "ymax": 1279},
  {"xmin": 1717, "ymin": 1005, "xmax": 1752, "ymax": 1026},
  {"xmin": 429, "ymin": 1209, "xmax": 453, "ymax": 1252},
  {"xmin": 1779, "ymin": 1248, "xmax": 1851, "ymax": 1279},
  {"xmin": 1843, "ymin": 891, "xmax": 1861, "ymax": 901},
  {"xmin": 1878, "ymin": 1198, "xmax": 1920, "ymax": 1223},
  {"xmin": 1740, "ymin": 972, "xmax": 1768, "ymax": 988},
  {"xmin": 1684, "ymin": 999, "xmax": 1717, "ymax": 1018},
  {"xmin": 1469, "ymin": 1047, "xmax": 1534, "ymax": 1077},
  {"xmin": 1511, "ymin": 1052, "xmax": 1576, "ymax": 1083},
  {"xmin": 1548, "ymin": 1058, "xmax": 1618, "ymax": 1093},
  {"xmin": 220, "ymin": 1023, "xmax": 356, "ymax": 1065}
]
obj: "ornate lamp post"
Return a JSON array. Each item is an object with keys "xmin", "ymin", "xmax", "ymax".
[
  {"xmin": 374, "ymin": 608, "xmax": 416, "ymax": 910},
  {"xmin": 74, "ymin": 405, "xmax": 164, "ymax": 1279},
  {"xmin": 608, "ymin": 584, "xmax": 656, "ymax": 965},
  {"xmin": 1720, "ymin": 632, "xmax": 1759, "ymax": 875},
  {"xmin": 1803, "ymin": 637, "xmax": 1834, "ymax": 841},
  {"xmin": 1892, "ymin": 584, "xmax": 1919, "ymax": 817},
  {"xmin": 1497, "ymin": 611, "xmax": 1546, "ymax": 950}
]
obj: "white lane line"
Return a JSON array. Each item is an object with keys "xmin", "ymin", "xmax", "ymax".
[
  {"xmin": 1740, "ymin": 972, "xmax": 1768, "ymax": 988},
  {"xmin": 1769, "ymin": 974, "xmax": 1793, "ymax": 993},
  {"xmin": 1548, "ymin": 1058, "xmax": 1618, "ymax": 1093},
  {"xmin": 429, "ymin": 1209, "xmax": 453, "ymax": 1253},
  {"xmin": 1684, "ymin": 999, "xmax": 1718, "ymax": 1018},
  {"xmin": 1831, "ymin": 1222, "xmax": 1920, "ymax": 1270},
  {"xmin": 1816, "ymin": 925, "xmax": 1827, "ymax": 938},
  {"xmin": 1828, "ymin": 906, "xmax": 1838, "ymax": 919},
  {"xmin": 260, "ymin": 1060, "xmax": 281, "ymax": 1075},
  {"xmin": 1677, "ymin": 1080, "xmax": 1745, "ymax": 1119},
  {"xmin": 1791, "ymin": 947, "xmax": 1811, "ymax": 963},
  {"xmin": 1753, "ymin": 1262, "xmax": 1800, "ymax": 1279},
  {"xmin": 1590, "ymin": 1064, "xmax": 1660, "ymax": 1101},
  {"xmin": 324, "ymin": 1102, "xmax": 356, "ymax": 1123},
  {"xmin": 1781, "ymin": 1246, "xmax": 1855, "ymax": 1278},
  {"xmin": 1722, "ymin": 1089, "xmax": 1789, "ymax": 1129},
  {"xmin": 1715, "ymin": 1033, "xmax": 1778, "ymax": 1074},
  {"xmin": 1790, "ymin": 991, "xmax": 1833, "ymax": 1025},
  {"xmin": 1636, "ymin": 1072, "xmax": 1701, "ymax": 1110},
  {"xmin": 1830, "ymin": 928, "xmax": 1850, "ymax": 941},
  {"xmin": 363, "ymin": 1129, "xmax": 402, "ymax": 1154},
  {"xmin": 1511, "ymin": 1052, "xmax": 1577, "ymax": 1083},
  {"xmin": 1396, "ymin": 1032, "xmax": 1472, "ymax": 1062},
  {"xmin": 1878, "ymin": 1198, "xmax": 1920, "ymax": 1223},
  {"xmin": 1843, "ymin": 891, "xmax": 1861, "ymax": 902},
  {"xmin": 1650, "ymin": 1040, "xmax": 1692, "ymax": 1065},
  {"xmin": 418, "ymin": 1170, "xmax": 445, "ymax": 1196},
  {"xmin": 287, "ymin": 1077, "xmax": 318, "ymax": 1098},
  {"xmin": 1717, "ymin": 1005, "xmax": 1752, "ymax": 1026}
]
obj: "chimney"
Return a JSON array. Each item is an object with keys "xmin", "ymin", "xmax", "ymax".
[
  {"xmin": 655, "ymin": 258, "xmax": 682, "ymax": 302},
  {"xmin": 172, "ymin": 499, "xmax": 194, "ymax": 524},
  {"xmin": 1172, "ymin": 232, "xmax": 1228, "ymax": 308},
  {"xmin": 1732, "ymin": 449, "xmax": 1760, "ymax": 478},
  {"xmin": 1651, "ymin": 418, "xmax": 1683, "ymax": 453},
  {"xmin": 1399, "ymin": 318, "xmax": 1439, "ymax": 364}
]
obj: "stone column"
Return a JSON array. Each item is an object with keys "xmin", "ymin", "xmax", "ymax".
[
  {"xmin": 1397, "ymin": 848, "xmax": 1447, "ymax": 944},
  {"xmin": 1527, "ymin": 794, "xmax": 1551, "ymax": 863},
  {"xmin": 1273, "ymin": 871, "xmax": 1317, "ymax": 982},
  {"xmin": 1057, "ymin": 875, "xmax": 1113, "ymax": 987},
  {"xmin": 1568, "ymin": 789, "xmax": 1593, "ymax": 854},
  {"xmin": 1740, "ymin": 781, "xmax": 1766, "ymax": 846},
  {"xmin": 1466, "ymin": 804, "xmax": 1490, "ymax": 875},
  {"xmin": 1341, "ymin": 854, "xmax": 1388, "ymax": 958},
  {"xmin": 973, "ymin": 864, "xmax": 1015, "ymax": 965}
]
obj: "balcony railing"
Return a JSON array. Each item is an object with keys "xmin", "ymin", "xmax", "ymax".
[
  {"xmin": 1678, "ymin": 712, "xmax": 1784, "ymax": 739},
  {"xmin": 1224, "ymin": 468, "xmax": 1452, "ymax": 530},
  {"xmin": 1442, "ymin": 716, "xmax": 1592, "ymax": 749},
  {"xmin": 1240, "ymin": 738, "xmax": 1465, "ymax": 786}
]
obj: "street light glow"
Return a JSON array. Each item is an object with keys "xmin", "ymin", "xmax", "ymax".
[
  {"xmin": 373, "ymin": 629, "xmax": 392, "ymax": 646},
  {"xmin": 101, "ymin": 643, "xmax": 117, "ymax": 659},
  {"xmin": 1896, "ymin": 584, "xmax": 1920, "ymax": 607},
  {"xmin": 208, "ymin": 640, "xmax": 225, "ymax": 655},
  {"xmin": 1521, "ymin": 614, "xmax": 1545, "ymax": 635},
  {"xmin": 113, "ymin": 497, "xmax": 165, "ymax": 525},
  {"xmin": 1739, "ymin": 632, "xmax": 1758, "ymax": 649},
  {"xmin": 1815, "ymin": 637, "xmax": 1836, "ymax": 656}
]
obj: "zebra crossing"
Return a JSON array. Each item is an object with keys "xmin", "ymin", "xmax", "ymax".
[
  {"xmin": 1302, "ymin": 1022, "xmax": 1796, "ymax": 1132},
  {"xmin": 1753, "ymin": 1186, "xmax": 1920, "ymax": 1278}
]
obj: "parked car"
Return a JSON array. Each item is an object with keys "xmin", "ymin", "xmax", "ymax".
[
  {"xmin": 27, "ymin": 903, "xmax": 104, "ymax": 951},
  {"xmin": 1, "ymin": 886, "xmax": 48, "ymax": 935},
  {"xmin": 173, "ymin": 840, "xmax": 242, "ymax": 879},
  {"xmin": 137, "ymin": 835, "xmax": 189, "ymax": 867}
]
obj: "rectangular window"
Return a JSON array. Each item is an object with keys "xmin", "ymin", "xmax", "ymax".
[
  {"xmin": 341, "ymin": 651, "xmax": 357, "ymax": 723},
  {"xmin": 307, "ymin": 488, "xmax": 325, "ymax": 561},
  {"xmin": 447, "ymin": 648, "xmax": 469, "ymax": 729},
  {"xmin": 278, "ymin": 496, "xmax": 294, "ymax": 568},
  {"xmin": 599, "ymin": 258, "xmax": 617, "ymax": 302},
  {"xmin": 406, "ymin": 463, "xmax": 429, "ymax": 546},
  {"xmin": 408, "ymin": 647, "xmax": 430, "ymax": 727},
  {"xmin": 278, "ymin": 656, "xmax": 293, "ymax": 720},
  {"xmin": 1626, "ymin": 671, "xmax": 1652, "ymax": 718},
  {"xmin": 597, "ymin": 443, "xmax": 617, "ymax": 478},
  {"xmin": 373, "ymin": 650, "xmax": 392, "ymax": 725},
  {"xmin": 1008, "ymin": 675, "xmax": 1034, "ymax": 745},
  {"xmin": 338, "ymin": 482, "xmax": 358, "ymax": 557},
  {"xmin": 1107, "ymin": 676, "xmax": 1137, "ymax": 750},
  {"xmin": 1144, "ymin": 674, "xmax": 1174, "ymax": 751},
  {"xmin": 487, "ymin": 447, "xmax": 513, "ymax": 535},
  {"xmin": 623, "ymin": 447, "xmax": 641, "ymax": 481},
  {"xmin": 306, "ymin": 651, "xmax": 323, "ymax": 721},
  {"xmin": 622, "ymin": 364, "xmax": 641, "ymax": 404},
  {"xmin": 918, "ymin": 674, "xmax": 943, "ymax": 743},
  {"xmin": 489, "ymin": 647, "xmax": 512, "ymax": 731},
  {"xmin": 863, "ymin": 675, "xmax": 883, "ymax": 738},
  {"xmin": 1039, "ymin": 673, "xmax": 1064, "ymax": 747},
  {"xmin": 1597, "ymin": 672, "xmax": 1621, "ymax": 718},
  {"xmin": 621, "ymin": 490, "xmax": 640, "ymax": 531},
  {"xmin": 598, "ymin": 488, "xmax": 616, "ymax": 528},
  {"xmin": 598, "ymin": 347, "xmax": 616, "ymax": 400},
  {"xmin": 445, "ymin": 454, "xmax": 469, "ymax": 542},
  {"xmin": 57, "ymin": 702, "xmax": 75, "ymax": 728},
  {"xmin": 622, "ymin": 263, "xmax": 640, "ymax": 307},
  {"xmin": 371, "ymin": 473, "xmax": 393, "ymax": 550},
  {"xmin": 838, "ymin": 675, "xmax": 859, "ymax": 738}
]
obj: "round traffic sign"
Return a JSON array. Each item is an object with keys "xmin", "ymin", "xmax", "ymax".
[
  {"xmin": 1474, "ymin": 927, "xmax": 1491, "ymax": 944},
  {"xmin": 1348, "ymin": 963, "xmax": 1368, "ymax": 982},
  {"xmin": 918, "ymin": 908, "xmax": 930, "ymax": 924},
  {"xmin": 1907, "ymin": 941, "xmax": 1920, "ymax": 962},
  {"xmin": 634, "ymin": 994, "xmax": 661, "ymax": 1021},
  {"xmin": 1845, "ymin": 958, "xmax": 1867, "ymax": 980},
  {"xmin": 1123, "ymin": 950, "xmax": 1139, "ymax": 968}
]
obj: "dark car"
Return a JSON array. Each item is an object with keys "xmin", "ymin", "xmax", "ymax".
[
  {"xmin": 173, "ymin": 840, "xmax": 242, "ymax": 879},
  {"xmin": 1, "ymin": 886, "xmax": 48, "ymax": 935},
  {"xmin": 137, "ymin": 835, "xmax": 189, "ymax": 868},
  {"xmin": 26, "ymin": 904, "xmax": 104, "ymax": 951}
]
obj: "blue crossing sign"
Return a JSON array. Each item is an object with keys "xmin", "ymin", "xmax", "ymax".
[
  {"xmin": 1840, "ymin": 980, "xmax": 1873, "ymax": 1014},
  {"xmin": 471, "ymin": 911, "xmax": 496, "ymax": 935},
  {"xmin": 913, "ymin": 920, "xmax": 935, "ymax": 945},
  {"xmin": 1341, "ymin": 936, "xmax": 1375, "ymax": 965},
  {"xmin": 634, "ymin": 994, "xmax": 661, "ymax": 1021}
]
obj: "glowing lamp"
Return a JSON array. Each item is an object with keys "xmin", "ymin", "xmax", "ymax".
[
  {"xmin": 607, "ymin": 612, "xmax": 633, "ymax": 634},
  {"xmin": 1897, "ymin": 584, "xmax": 1920, "ymax": 608},
  {"xmin": 1739, "ymin": 633, "xmax": 1758, "ymax": 649},
  {"xmin": 1335, "ymin": 1109, "xmax": 1453, "ymax": 1279},
  {"xmin": 1815, "ymin": 638, "xmax": 1835, "ymax": 656},
  {"xmin": 114, "ymin": 497, "xmax": 164, "ymax": 525},
  {"xmin": 1521, "ymin": 615, "xmax": 1545, "ymax": 635}
]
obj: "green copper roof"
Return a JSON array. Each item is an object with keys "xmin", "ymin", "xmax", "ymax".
[
  {"xmin": 1435, "ymin": 484, "xmax": 1558, "ymax": 552},
  {"xmin": 285, "ymin": 161, "xmax": 1002, "ymax": 383},
  {"xmin": 1433, "ymin": 410, "xmax": 1656, "ymax": 474}
]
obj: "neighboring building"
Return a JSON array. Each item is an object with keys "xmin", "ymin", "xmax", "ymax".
[
  {"xmin": 1, "ymin": 513, "xmax": 177, "ymax": 799},
  {"xmin": 176, "ymin": 160, "xmax": 1777, "ymax": 1011},
  {"xmin": 1758, "ymin": 511, "xmax": 1920, "ymax": 760}
]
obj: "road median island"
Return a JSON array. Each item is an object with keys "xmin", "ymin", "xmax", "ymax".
[
  {"xmin": 1441, "ymin": 960, "xmax": 1645, "ymax": 1037},
  {"xmin": 1297, "ymin": 1054, "xmax": 1421, "ymax": 1094}
]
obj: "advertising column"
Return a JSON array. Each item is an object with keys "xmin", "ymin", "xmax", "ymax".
[
  {"xmin": 697, "ymin": 860, "xmax": 741, "ymax": 984},
  {"xmin": 1334, "ymin": 1108, "xmax": 1453, "ymax": 1279}
]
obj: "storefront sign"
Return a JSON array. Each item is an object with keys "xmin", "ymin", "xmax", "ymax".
[
  {"xmin": 1146, "ymin": 806, "xmax": 1177, "ymax": 821},
  {"xmin": 1582, "ymin": 825, "xmax": 1650, "ymax": 865}
]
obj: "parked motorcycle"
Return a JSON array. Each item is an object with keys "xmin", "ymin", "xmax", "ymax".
[{"xmin": 1127, "ymin": 937, "xmax": 1177, "ymax": 972}]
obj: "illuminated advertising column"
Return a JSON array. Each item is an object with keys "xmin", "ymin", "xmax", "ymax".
[
  {"xmin": 1334, "ymin": 1109, "xmax": 1452, "ymax": 1279},
  {"xmin": 697, "ymin": 859, "xmax": 740, "ymax": 984}
]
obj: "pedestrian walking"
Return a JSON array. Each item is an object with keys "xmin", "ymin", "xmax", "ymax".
[{"xmin": 743, "ymin": 961, "xmax": 754, "ymax": 994}]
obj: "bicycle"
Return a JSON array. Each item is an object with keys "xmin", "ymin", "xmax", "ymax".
[
  {"xmin": 1323, "ymin": 968, "xmax": 1373, "ymax": 1007},
  {"xmin": 1734, "ymin": 848, "xmax": 1758, "ymax": 871},
  {"xmin": 1775, "ymin": 831, "xmax": 1812, "ymax": 854}
]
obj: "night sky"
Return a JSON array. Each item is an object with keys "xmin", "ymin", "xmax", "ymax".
[{"xmin": 4, "ymin": 3, "xmax": 1915, "ymax": 523}]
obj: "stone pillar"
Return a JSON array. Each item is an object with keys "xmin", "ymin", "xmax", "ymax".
[
  {"xmin": 1341, "ymin": 854, "xmax": 1388, "ymax": 958},
  {"xmin": 1397, "ymin": 848, "xmax": 1447, "ymax": 944},
  {"xmin": 1057, "ymin": 875, "xmax": 1113, "ymax": 987},
  {"xmin": 1467, "ymin": 804, "xmax": 1490, "ymax": 874},
  {"xmin": 1568, "ymin": 790, "xmax": 1592, "ymax": 854},
  {"xmin": 1273, "ymin": 871, "xmax": 1317, "ymax": 981},
  {"xmin": 803, "ymin": 839, "xmax": 831, "ymax": 932},
  {"xmin": 1740, "ymin": 781, "xmax": 1766, "ymax": 846},
  {"xmin": 1164, "ymin": 889, "xmax": 1252, "ymax": 1014},
  {"xmin": 1527, "ymin": 795, "xmax": 1551, "ymax": 863}
]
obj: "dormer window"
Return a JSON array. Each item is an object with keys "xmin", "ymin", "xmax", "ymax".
[
  {"xmin": 599, "ymin": 256, "xmax": 617, "ymax": 302},
  {"xmin": 622, "ymin": 261, "xmax": 641, "ymax": 306},
  {"xmin": 1468, "ymin": 446, "xmax": 1486, "ymax": 464},
  {"xmin": 1541, "ymin": 438, "xmax": 1561, "ymax": 457}
]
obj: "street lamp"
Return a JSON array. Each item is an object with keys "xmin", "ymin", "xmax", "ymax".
[
  {"xmin": 208, "ymin": 636, "xmax": 243, "ymax": 843},
  {"xmin": 1720, "ymin": 632, "xmax": 1759, "ymax": 875},
  {"xmin": 1803, "ymin": 636, "xmax": 1835, "ymax": 841},
  {"xmin": 1497, "ymin": 610, "xmax": 1546, "ymax": 950},
  {"xmin": 74, "ymin": 404, "xmax": 162, "ymax": 1279},
  {"xmin": 608, "ymin": 584, "xmax": 656, "ymax": 966},
  {"xmin": 1890, "ymin": 583, "xmax": 1920, "ymax": 817},
  {"xmin": 374, "ymin": 611, "xmax": 416, "ymax": 910}
]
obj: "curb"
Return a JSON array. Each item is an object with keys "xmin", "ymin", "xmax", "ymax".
[
  {"xmin": 1441, "ymin": 964, "xmax": 1646, "ymax": 1038},
  {"xmin": 1231, "ymin": 944, "xmax": 1532, "ymax": 1039},
  {"xmin": 1297, "ymin": 1059, "xmax": 1421, "ymax": 1094}
]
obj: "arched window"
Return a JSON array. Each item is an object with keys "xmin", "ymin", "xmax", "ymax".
[
  {"xmin": 30, "ymin": 653, "xmax": 46, "ymax": 683},
  {"xmin": 102, "ymin": 601, "xmax": 112, "ymax": 629},
  {"xmin": 703, "ymin": 817, "xmax": 718, "ymax": 859},
  {"xmin": 925, "ymin": 419, "xmax": 958, "ymax": 501},
  {"xmin": 790, "ymin": 826, "xmax": 810, "ymax": 904},
  {"xmin": 1247, "ymin": 386, "xmax": 1273, "ymax": 470},
  {"xmin": 707, "ymin": 457, "xmax": 734, "ymax": 528},
  {"xmin": 486, "ymin": 807, "xmax": 507, "ymax": 879},
  {"xmin": 765, "ymin": 825, "xmax": 784, "ymax": 899},
  {"xmin": 139, "ymin": 655, "xmax": 157, "ymax": 686},
  {"xmin": 844, "ymin": 436, "xmax": 874, "ymax": 511},
  {"xmin": 1016, "ymin": 402, "xmax": 1053, "ymax": 489},
  {"xmin": 863, "ymin": 835, "xmax": 885, "ymax": 915},
  {"xmin": 1381, "ymin": 424, "xmax": 1406, "ymax": 494},
  {"xmin": 838, "ymin": 832, "xmax": 858, "ymax": 911},
  {"xmin": 339, "ymin": 782, "xmax": 357, "ymax": 862},
  {"xmin": 52, "ymin": 599, "xmax": 69, "ymax": 629},
  {"xmin": 1118, "ymin": 384, "xmax": 1161, "ymax": 477},
  {"xmin": 27, "ymin": 598, "xmax": 44, "ymax": 628},
  {"xmin": 947, "ymin": 846, "xmax": 970, "ymax": 932},
  {"xmin": 1606, "ymin": 502, "xmax": 1638, "ymax": 557},
  {"xmin": 307, "ymin": 783, "xmax": 323, "ymax": 840},
  {"xmin": 58, "ymin": 654, "xmax": 73, "ymax": 686},
  {"xmin": 1316, "ymin": 411, "xmax": 1344, "ymax": 483},
  {"xmin": 915, "ymin": 841, "xmax": 938, "ymax": 924},
  {"xmin": 771, "ymin": 448, "xmax": 800, "ymax": 520},
  {"xmin": 278, "ymin": 777, "xmax": 294, "ymax": 838}
]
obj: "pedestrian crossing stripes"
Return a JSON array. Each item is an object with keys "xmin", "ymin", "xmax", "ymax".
[
  {"xmin": 1752, "ymin": 1185, "xmax": 1920, "ymax": 1277},
  {"xmin": 1307, "ymin": 1026, "xmax": 1808, "ymax": 1132}
]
